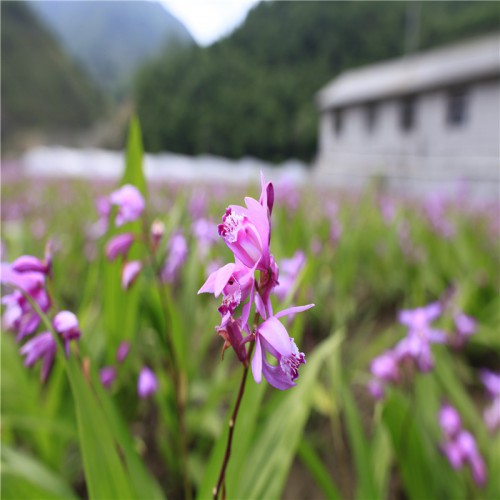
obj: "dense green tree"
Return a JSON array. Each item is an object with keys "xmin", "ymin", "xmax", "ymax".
[{"xmin": 135, "ymin": 1, "xmax": 500, "ymax": 162}]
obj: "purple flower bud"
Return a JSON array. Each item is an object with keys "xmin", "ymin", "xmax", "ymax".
[
  {"xmin": 138, "ymin": 367, "xmax": 158, "ymax": 399},
  {"xmin": 480, "ymin": 370, "xmax": 500, "ymax": 397},
  {"xmin": 454, "ymin": 313, "xmax": 476, "ymax": 342},
  {"xmin": 99, "ymin": 366, "xmax": 117, "ymax": 389},
  {"xmin": 160, "ymin": 232, "xmax": 188, "ymax": 283},
  {"xmin": 105, "ymin": 233, "xmax": 134, "ymax": 261},
  {"xmin": 367, "ymin": 379, "xmax": 385, "ymax": 400},
  {"xmin": 483, "ymin": 397, "xmax": 500, "ymax": 433},
  {"xmin": 19, "ymin": 331, "xmax": 56, "ymax": 382},
  {"xmin": 110, "ymin": 184, "xmax": 145, "ymax": 227},
  {"xmin": 122, "ymin": 260, "xmax": 142, "ymax": 290},
  {"xmin": 116, "ymin": 341, "xmax": 130, "ymax": 363},
  {"xmin": 439, "ymin": 404, "xmax": 462, "ymax": 439},
  {"xmin": 12, "ymin": 255, "xmax": 49, "ymax": 275},
  {"xmin": 53, "ymin": 311, "xmax": 81, "ymax": 355},
  {"xmin": 150, "ymin": 220, "xmax": 165, "ymax": 250}
]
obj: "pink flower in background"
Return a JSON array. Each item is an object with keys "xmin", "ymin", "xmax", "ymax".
[
  {"xmin": 116, "ymin": 341, "xmax": 131, "ymax": 363},
  {"xmin": 100, "ymin": 366, "xmax": 117, "ymax": 389},
  {"xmin": 105, "ymin": 233, "xmax": 135, "ymax": 261},
  {"xmin": 274, "ymin": 251, "xmax": 305, "ymax": 301},
  {"xmin": 19, "ymin": 331, "xmax": 56, "ymax": 382},
  {"xmin": 480, "ymin": 370, "xmax": 500, "ymax": 432},
  {"xmin": 395, "ymin": 302, "xmax": 447, "ymax": 372},
  {"xmin": 110, "ymin": 184, "xmax": 145, "ymax": 227},
  {"xmin": 453, "ymin": 312, "xmax": 476, "ymax": 346},
  {"xmin": 192, "ymin": 218, "xmax": 218, "ymax": 258},
  {"xmin": 1, "ymin": 265, "xmax": 51, "ymax": 340},
  {"xmin": 438, "ymin": 403, "xmax": 487, "ymax": 486},
  {"xmin": 252, "ymin": 305, "xmax": 313, "ymax": 390},
  {"xmin": 439, "ymin": 404, "xmax": 462, "ymax": 439},
  {"xmin": 138, "ymin": 366, "xmax": 158, "ymax": 399},
  {"xmin": 122, "ymin": 260, "xmax": 142, "ymax": 290},
  {"xmin": 161, "ymin": 231, "xmax": 188, "ymax": 283},
  {"xmin": 370, "ymin": 350, "xmax": 400, "ymax": 383},
  {"xmin": 53, "ymin": 311, "xmax": 81, "ymax": 355},
  {"xmin": 150, "ymin": 220, "xmax": 165, "ymax": 251},
  {"xmin": 89, "ymin": 195, "xmax": 112, "ymax": 238}
]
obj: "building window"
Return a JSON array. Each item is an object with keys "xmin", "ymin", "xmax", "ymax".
[
  {"xmin": 447, "ymin": 87, "xmax": 469, "ymax": 126},
  {"xmin": 365, "ymin": 102, "xmax": 377, "ymax": 132},
  {"xmin": 331, "ymin": 108, "xmax": 343, "ymax": 135},
  {"xmin": 400, "ymin": 95, "xmax": 416, "ymax": 131}
]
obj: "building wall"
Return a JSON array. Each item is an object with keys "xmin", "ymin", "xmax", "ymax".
[{"xmin": 315, "ymin": 78, "xmax": 500, "ymax": 197}]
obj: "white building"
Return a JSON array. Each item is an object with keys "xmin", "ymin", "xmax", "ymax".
[{"xmin": 314, "ymin": 35, "xmax": 500, "ymax": 197}]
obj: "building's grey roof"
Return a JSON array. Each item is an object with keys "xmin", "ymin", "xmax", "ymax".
[{"xmin": 316, "ymin": 34, "xmax": 500, "ymax": 110}]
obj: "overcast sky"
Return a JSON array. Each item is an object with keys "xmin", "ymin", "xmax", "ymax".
[{"xmin": 161, "ymin": 0, "xmax": 261, "ymax": 46}]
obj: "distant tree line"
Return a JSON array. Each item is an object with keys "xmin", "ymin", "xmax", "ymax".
[{"xmin": 135, "ymin": 1, "xmax": 499, "ymax": 163}]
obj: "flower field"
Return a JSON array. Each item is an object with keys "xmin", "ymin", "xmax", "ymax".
[{"xmin": 1, "ymin": 122, "xmax": 499, "ymax": 500}]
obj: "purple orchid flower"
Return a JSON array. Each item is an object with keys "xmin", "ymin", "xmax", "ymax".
[
  {"xmin": 396, "ymin": 302, "xmax": 447, "ymax": 372},
  {"xmin": 453, "ymin": 312, "xmax": 476, "ymax": 346},
  {"xmin": 1, "ymin": 264, "xmax": 51, "ymax": 340},
  {"xmin": 105, "ymin": 233, "xmax": 135, "ymax": 261},
  {"xmin": 19, "ymin": 331, "xmax": 56, "ymax": 382},
  {"xmin": 198, "ymin": 262, "xmax": 254, "ymax": 326},
  {"xmin": 370, "ymin": 350, "xmax": 400, "ymax": 383},
  {"xmin": 218, "ymin": 196, "xmax": 271, "ymax": 271},
  {"xmin": 109, "ymin": 184, "xmax": 145, "ymax": 227},
  {"xmin": 438, "ymin": 404, "xmax": 487, "ymax": 487},
  {"xmin": 138, "ymin": 366, "xmax": 158, "ymax": 399},
  {"xmin": 252, "ymin": 304, "xmax": 314, "ymax": 390}
]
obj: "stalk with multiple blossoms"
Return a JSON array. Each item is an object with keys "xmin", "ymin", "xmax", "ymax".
[{"xmin": 198, "ymin": 173, "xmax": 313, "ymax": 499}]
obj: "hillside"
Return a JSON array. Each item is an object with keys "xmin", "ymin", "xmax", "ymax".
[
  {"xmin": 135, "ymin": 1, "xmax": 500, "ymax": 162},
  {"xmin": 29, "ymin": 0, "xmax": 195, "ymax": 96},
  {"xmin": 1, "ymin": 1, "xmax": 106, "ymax": 149}
]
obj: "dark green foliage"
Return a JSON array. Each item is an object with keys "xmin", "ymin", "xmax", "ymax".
[
  {"xmin": 1, "ymin": 1, "xmax": 106, "ymax": 143},
  {"xmin": 135, "ymin": 1, "xmax": 500, "ymax": 162}
]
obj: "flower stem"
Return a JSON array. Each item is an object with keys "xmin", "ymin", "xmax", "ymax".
[{"xmin": 213, "ymin": 341, "xmax": 255, "ymax": 500}]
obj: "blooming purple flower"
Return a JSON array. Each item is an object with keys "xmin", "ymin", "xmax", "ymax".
[
  {"xmin": 218, "ymin": 197, "xmax": 270, "ymax": 271},
  {"xmin": 367, "ymin": 379, "xmax": 385, "ymax": 400},
  {"xmin": 19, "ymin": 331, "xmax": 56, "ymax": 382},
  {"xmin": 105, "ymin": 233, "xmax": 135, "ymax": 261},
  {"xmin": 198, "ymin": 262, "xmax": 254, "ymax": 326},
  {"xmin": 100, "ymin": 366, "xmax": 117, "ymax": 389},
  {"xmin": 370, "ymin": 350, "xmax": 400, "ymax": 383},
  {"xmin": 396, "ymin": 302, "xmax": 447, "ymax": 372},
  {"xmin": 160, "ymin": 231, "xmax": 188, "ymax": 283},
  {"xmin": 252, "ymin": 304, "xmax": 314, "ymax": 390},
  {"xmin": 53, "ymin": 311, "xmax": 81, "ymax": 355},
  {"xmin": 122, "ymin": 260, "xmax": 142, "ymax": 290},
  {"xmin": 438, "ymin": 404, "xmax": 487, "ymax": 487},
  {"xmin": 116, "ymin": 341, "xmax": 131, "ymax": 363},
  {"xmin": 138, "ymin": 366, "xmax": 158, "ymax": 399},
  {"xmin": 110, "ymin": 184, "xmax": 145, "ymax": 227},
  {"xmin": 1, "ymin": 265, "xmax": 51, "ymax": 340}
]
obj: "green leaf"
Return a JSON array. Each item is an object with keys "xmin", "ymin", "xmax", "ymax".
[
  {"xmin": 65, "ymin": 357, "xmax": 138, "ymax": 499},
  {"xmin": 1, "ymin": 445, "xmax": 77, "ymax": 500},
  {"xmin": 297, "ymin": 438, "xmax": 342, "ymax": 500}
]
